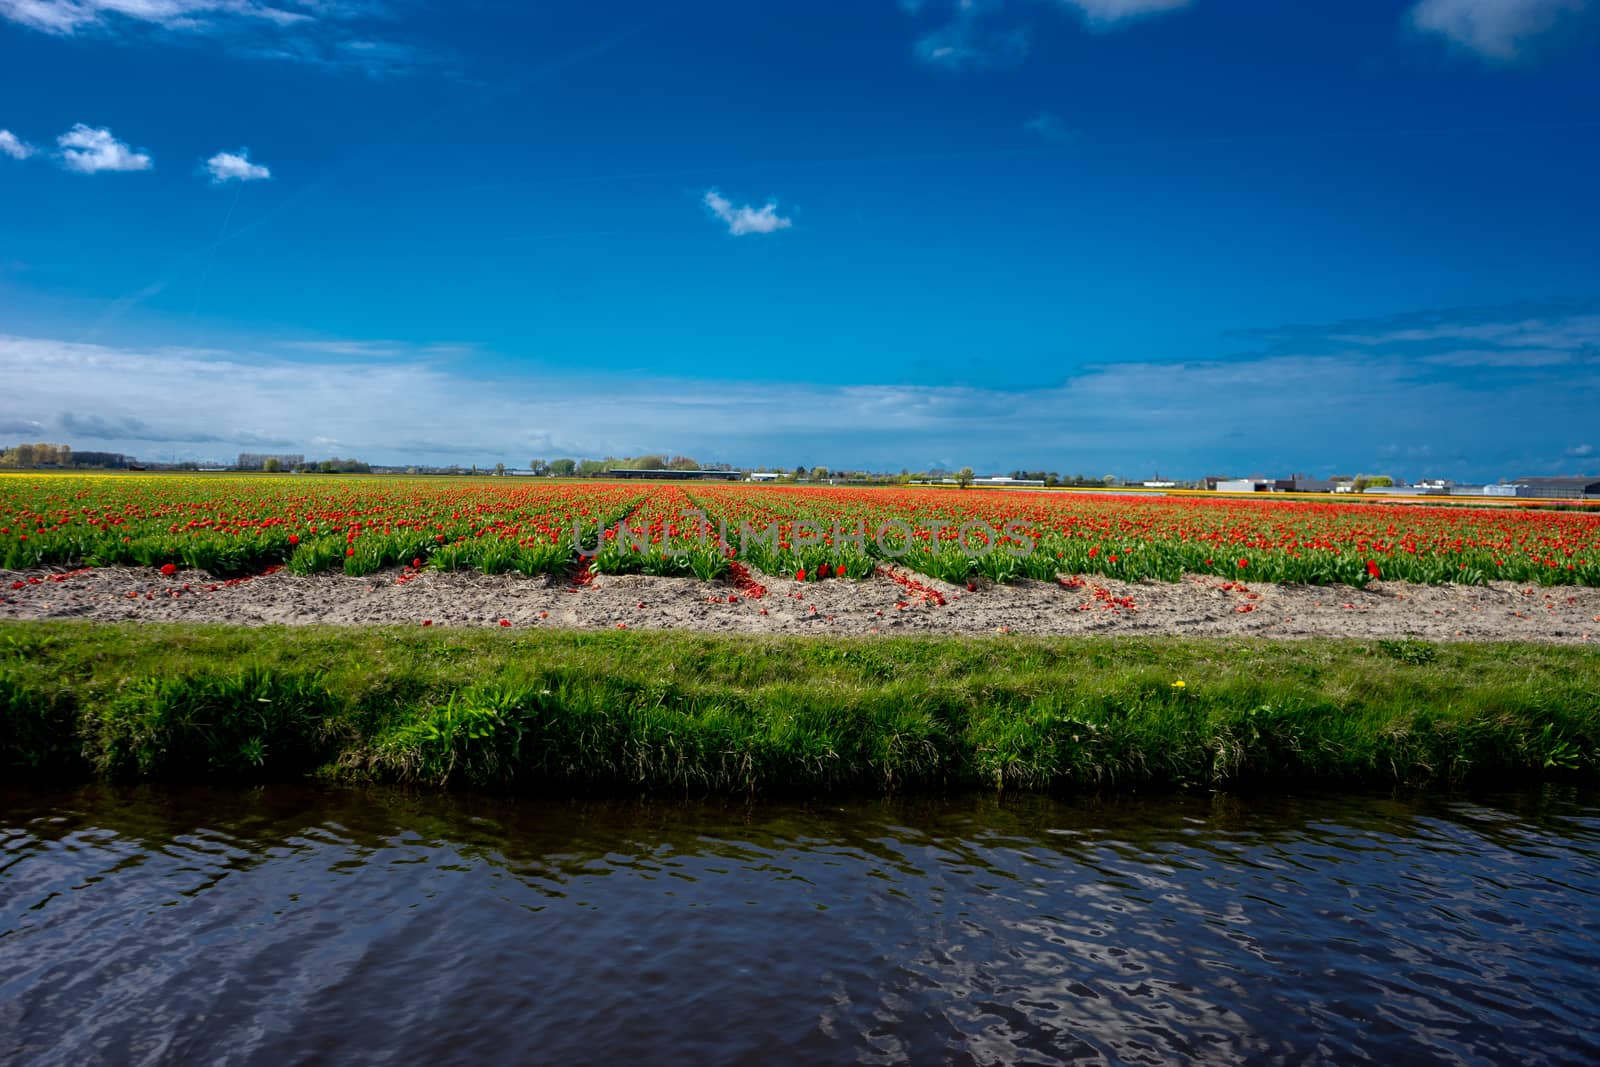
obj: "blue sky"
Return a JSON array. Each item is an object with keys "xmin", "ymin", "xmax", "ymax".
[{"xmin": 1, "ymin": 0, "xmax": 1597, "ymax": 478}]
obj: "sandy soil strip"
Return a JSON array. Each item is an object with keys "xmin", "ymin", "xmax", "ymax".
[{"xmin": 4, "ymin": 565, "xmax": 1600, "ymax": 643}]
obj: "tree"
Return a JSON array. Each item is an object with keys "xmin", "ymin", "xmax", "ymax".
[
  {"xmin": 793, "ymin": 465, "xmax": 807, "ymax": 479},
  {"xmin": 529, "ymin": 458, "xmax": 550, "ymax": 476},
  {"xmin": 262, "ymin": 457, "xmax": 282, "ymax": 473},
  {"xmin": 957, "ymin": 467, "xmax": 975, "ymax": 489},
  {"xmin": 810, "ymin": 466, "xmax": 829, "ymax": 482},
  {"xmin": 0, "ymin": 443, "xmax": 66, "ymax": 468},
  {"xmin": 316, "ymin": 456, "xmax": 370, "ymax": 474},
  {"xmin": 549, "ymin": 459, "xmax": 577, "ymax": 477},
  {"xmin": 494, "ymin": 462, "xmax": 506, "ymax": 476}
]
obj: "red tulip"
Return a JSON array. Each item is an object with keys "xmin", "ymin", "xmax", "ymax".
[{"xmin": 160, "ymin": 563, "xmax": 177, "ymax": 577}]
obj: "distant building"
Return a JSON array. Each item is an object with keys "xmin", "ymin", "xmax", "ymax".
[
  {"xmin": 748, "ymin": 471, "xmax": 782, "ymax": 481},
  {"xmin": 972, "ymin": 476, "xmax": 1045, "ymax": 487},
  {"xmin": 1512, "ymin": 476, "xmax": 1600, "ymax": 499},
  {"xmin": 1215, "ymin": 477, "xmax": 1295, "ymax": 492}
]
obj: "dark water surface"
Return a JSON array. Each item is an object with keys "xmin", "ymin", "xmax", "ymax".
[{"xmin": 3, "ymin": 785, "xmax": 1598, "ymax": 1066}]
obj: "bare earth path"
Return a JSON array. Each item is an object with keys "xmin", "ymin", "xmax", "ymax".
[{"xmin": 5, "ymin": 565, "xmax": 1599, "ymax": 643}]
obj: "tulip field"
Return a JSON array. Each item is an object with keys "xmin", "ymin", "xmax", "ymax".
[{"xmin": 2, "ymin": 473, "xmax": 1599, "ymax": 589}]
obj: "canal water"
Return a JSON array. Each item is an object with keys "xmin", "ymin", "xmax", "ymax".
[{"xmin": 3, "ymin": 784, "xmax": 1598, "ymax": 1065}]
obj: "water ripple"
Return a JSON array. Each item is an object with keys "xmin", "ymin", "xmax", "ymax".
[{"xmin": 1, "ymin": 785, "xmax": 1598, "ymax": 1065}]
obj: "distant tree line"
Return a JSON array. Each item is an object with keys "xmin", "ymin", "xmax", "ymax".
[
  {"xmin": 308, "ymin": 457, "xmax": 371, "ymax": 473},
  {"xmin": 531, "ymin": 455, "xmax": 710, "ymax": 477},
  {"xmin": 238, "ymin": 453, "xmax": 305, "ymax": 471},
  {"xmin": 0, "ymin": 443, "xmax": 130, "ymax": 469},
  {"xmin": 243, "ymin": 454, "xmax": 370, "ymax": 473}
]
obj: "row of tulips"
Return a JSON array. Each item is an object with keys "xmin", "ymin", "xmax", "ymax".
[{"xmin": 2, "ymin": 474, "xmax": 1597, "ymax": 589}]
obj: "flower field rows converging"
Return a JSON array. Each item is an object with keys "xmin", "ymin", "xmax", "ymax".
[
  {"xmin": 675, "ymin": 484, "xmax": 1600, "ymax": 588},
  {"xmin": 2, "ymin": 474, "xmax": 1599, "ymax": 590},
  {"xmin": 0, "ymin": 474, "xmax": 640, "ymax": 579}
]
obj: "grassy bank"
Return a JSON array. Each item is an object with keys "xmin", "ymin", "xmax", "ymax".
[{"xmin": 3, "ymin": 622, "xmax": 1597, "ymax": 795}]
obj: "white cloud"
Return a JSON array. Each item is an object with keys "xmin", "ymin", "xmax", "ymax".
[
  {"xmin": 204, "ymin": 148, "xmax": 270, "ymax": 183},
  {"xmin": 0, "ymin": 0, "xmax": 428, "ymax": 76},
  {"xmin": 1420, "ymin": 347, "xmax": 1581, "ymax": 367},
  {"xmin": 1329, "ymin": 314, "xmax": 1600, "ymax": 349},
  {"xmin": 0, "ymin": 0, "xmax": 309, "ymax": 35},
  {"xmin": 1569, "ymin": 443, "xmax": 1595, "ymax": 457},
  {"xmin": 1408, "ymin": 0, "xmax": 1587, "ymax": 60},
  {"xmin": 915, "ymin": 22, "xmax": 1030, "ymax": 68},
  {"xmin": 282, "ymin": 339, "xmax": 476, "ymax": 359},
  {"xmin": 2, "ymin": 309, "xmax": 1596, "ymax": 477},
  {"xmin": 905, "ymin": 0, "xmax": 1188, "ymax": 69},
  {"xmin": 56, "ymin": 124, "xmax": 152, "ymax": 173},
  {"xmin": 703, "ymin": 190, "xmax": 793, "ymax": 236},
  {"xmin": 0, "ymin": 129, "xmax": 36, "ymax": 160},
  {"xmin": 1056, "ymin": 0, "xmax": 1193, "ymax": 26},
  {"xmin": 1023, "ymin": 111, "xmax": 1078, "ymax": 142}
]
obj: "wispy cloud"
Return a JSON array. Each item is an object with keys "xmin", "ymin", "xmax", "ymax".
[
  {"xmin": 915, "ymin": 19, "xmax": 1030, "ymax": 69},
  {"xmin": 204, "ymin": 148, "xmax": 271, "ymax": 183},
  {"xmin": 1324, "ymin": 311, "xmax": 1600, "ymax": 351},
  {"xmin": 0, "ymin": 416, "xmax": 45, "ymax": 436},
  {"xmin": 0, "ymin": 0, "xmax": 310, "ymax": 36},
  {"xmin": 56, "ymin": 124, "xmax": 152, "ymax": 174},
  {"xmin": 905, "ymin": 0, "xmax": 1190, "ymax": 68},
  {"xmin": 3, "ymin": 304, "xmax": 1597, "ymax": 476},
  {"xmin": 703, "ymin": 190, "xmax": 793, "ymax": 236},
  {"xmin": 0, "ymin": 0, "xmax": 434, "ymax": 76},
  {"xmin": 0, "ymin": 129, "xmax": 36, "ymax": 160},
  {"xmin": 280, "ymin": 339, "xmax": 477, "ymax": 359},
  {"xmin": 1023, "ymin": 111, "xmax": 1079, "ymax": 142},
  {"xmin": 1055, "ymin": 0, "xmax": 1194, "ymax": 28},
  {"xmin": 1408, "ymin": 0, "xmax": 1589, "ymax": 61}
]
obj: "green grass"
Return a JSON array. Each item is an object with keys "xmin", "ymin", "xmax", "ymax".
[{"xmin": 2, "ymin": 621, "xmax": 1597, "ymax": 795}]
